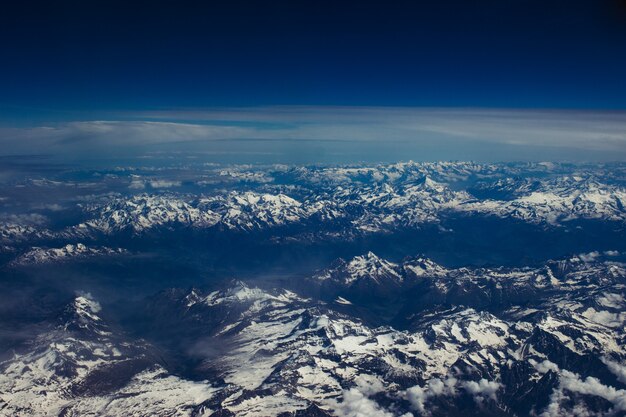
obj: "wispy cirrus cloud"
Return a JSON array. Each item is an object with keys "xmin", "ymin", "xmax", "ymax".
[
  {"xmin": 0, "ymin": 121, "xmax": 249, "ymax": 154},
  {"xmin": 132, "ymin": 106, "xmax": 626, "ymax": 150},
  {"xmin": 1, "ymin": 107, "xmax": 625, "ymax": 162}
]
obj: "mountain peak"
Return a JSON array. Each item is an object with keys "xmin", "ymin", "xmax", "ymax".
[
  {"xmin": 415, "ymin": 175, "xmax": 446, "ymax": 191},
  {"xmin": 338, "ymin": 252, "xmax": 402, "ymax": 285},
  {"xmin": 60, "ymin": 293, "xmax": 109, "ymax": 335},
  {"xmin": 403, "ymin": 255, "xmax": 448, "ymax": 277}
]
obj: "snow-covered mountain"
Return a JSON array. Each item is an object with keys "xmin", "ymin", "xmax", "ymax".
[
  {"xmin": 199, "ymin": 192, "xmax": 324, "ymax": 231},
  {"xmin": 2, "ymin": 161, "xmax": 626, "ymax": 416},
  {"xmin": 462, "ymin": 176, "xmax": 626, "ymax": 225},
  {"xmin": 0, "ymin": 223, "xmax": 53, "ymax": 244},
  {"xmin": 2, "ymin": 163, "xmax": 621, "ymax": 249},
  {"xmin": 76, "ymin": 194, "xmax": 221, "ymax": 234},
  {"xmin": 309, "ymin": 251, "xmax": 626, "ymax": 320},
  {"xmin": 57, "ymin": 166, "xmax": 626, "ymax": 240},
  {"xmin": 136, "ymin": 257, "xmax": 626, "ymax": 416},
  {"xmin": 10, "ymin": 243, "xmax": 127, "ymax": 266},
  {"xmin": 2, "ymin": 254, "xmax": 626, "ymax": 416},
  {"xmin": 0, "ymin": 294, "xmax": 218, "ymax": 416},
  {"xmin": 313, "ymin": 251, "xmax": 403, "ymax": 287}
]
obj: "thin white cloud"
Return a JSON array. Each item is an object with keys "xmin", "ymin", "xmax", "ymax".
[
  {"xmin": 128, "ymin": 178, "xmax": 146, "ymax": 190},
  {"xmin": 132, "ymin": 107, "xmax": 626, "ymax": 152},
  {"xmin": 0, "ymin": 121, "xmax": 251, "ymax": 156},
  {"xmin": 0, "ymin": 213, "xmax": 48, "ymax": 226},
  {"xmin": 149, "ymin": 180, "xmax": 182, "ymax": 188},
  {"xmin": 1, "ymin": 107, "xmax": 626, "ymax": 161}
]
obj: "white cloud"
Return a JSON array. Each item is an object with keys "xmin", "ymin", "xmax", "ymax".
[
  {"xmin": 461, "ymin": 379, "xmax": 500, "ymax": 402},
  {"xmin": 404, "ymin": 376, "xmax": 501, "ymax": 412},
  {"xmin": 354, "ymin": 374, "xmax": 386, "ymax": 396},
  {"xmin": 559, "ymin": 371, "xmax": 626, "ymax": 412},
  {"xmin": 578, "ymin": 251, "xmax": 601, "ymax": 262},
  {"xmin": 333, "ymin": 388, "xmax": 394, "ymax": 417},
  {"xmin": 0, "ymin": 213, "xmax": 48, "ymax": 226},
  {"xmin": 32, "ymin": 203, "xmax": 65, "ymax": 211},
  {"xmin": 133, "ymin": 107, "xmax": 626, "ymax": 151},
  {"xmin": 602, "ymin": 358, "xmax": 626, "ymax": 385},
  {"xmin": 0, "ymin": 121, "xmax": 250, "ymax": 157},
  {"xmin": 582, "ymin": 307, "xmax": 626, "ymax": 328},
  {"xmin": 405, "ymin": 377, "xmax": 458, "ymax": 414},
  {"xmin": 531, "ymin": 359, "xmax": 560, "ymax": 374},
  {"xmin": 128, "ymin": 178, "xmax": 146, "ymax": 189},
  {"xmin": 149, "ymin": 180, "xmax": 182, "ymax": 188},
  {"xmin": 2, "ymin": 108, "xmax": 626, "ymax": 161},
  {"xmin": 534, "ymin": 360, "xmax": 626, "ymax": 416}
]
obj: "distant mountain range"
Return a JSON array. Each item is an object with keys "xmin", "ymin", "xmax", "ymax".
[{"xmin": 2, "ymin": 162, "xmax": 625, "ymax": 249}]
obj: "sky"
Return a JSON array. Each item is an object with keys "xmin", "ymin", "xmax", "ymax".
[{"xmin": 0, "ymin": 0, "xmax": 625, "ymax": 162}]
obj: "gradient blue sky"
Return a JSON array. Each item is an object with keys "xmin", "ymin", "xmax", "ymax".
[
  {"xmin": 1, "ymin": 1, "xmax": 625, "ymax": 162},
  {"xmin": 2, "ymin": 0, "xmax": 626, "ymax": 116}
]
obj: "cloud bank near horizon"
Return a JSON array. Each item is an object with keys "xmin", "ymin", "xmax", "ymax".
[{"xmin": 1, "ymin": 107, "xmax": 625, "ymax": 163}]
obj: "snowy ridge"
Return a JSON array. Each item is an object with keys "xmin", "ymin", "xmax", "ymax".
[
  {"xmin": 462, "ymin": 176, "xmax": 626, "ymax": 225},
  {"xmin": 0, "ymin": 294, "xmax": 196, "ymax": 417},
  {"xmin": 313, "ymin": 251, "xmax": 403, "ymax": 286},
  {"xmin": 2, "ymin": 253, "xmax": 626, "ymax": 416},
  {"xmin": 10, "ymin": 243, "xmax": 128, "ymax": 266},
  {"xmin": 71, "ymin": 192, "xmax": 320, "ymax": 235},
  {"xmin": 0, "ymin": 223, "xmax": 52, "ymax": 243},
  {"xmin": 199, "ymin": 192, "xmax": 316, "ymax": 231},
  {"xmin": 160, "ymin": 260, "xmax": 626, "ymax": 416},
  {"xmin": 312, "ymin": 250, "xmax": 625, "ymax": 295},
  {"xmin": 77, "ymin": 194, "xmax": 221, "ymax": 234},
  {"xmin": 18, "ymin": 163, "xmax": 624, "ymax": 241},
  {"xmin": 140, "ymin": 254, "xmax": 626, "ymax": 415}
]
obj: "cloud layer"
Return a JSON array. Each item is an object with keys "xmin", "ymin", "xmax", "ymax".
[{"xmin": 1, "ymin": 107, "xmax": 625, "ymax": 162}]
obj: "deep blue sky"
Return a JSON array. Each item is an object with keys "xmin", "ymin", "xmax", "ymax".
[{"xmin": 1, "ymin": 0, "xmax": 626, "ymax": 120}]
